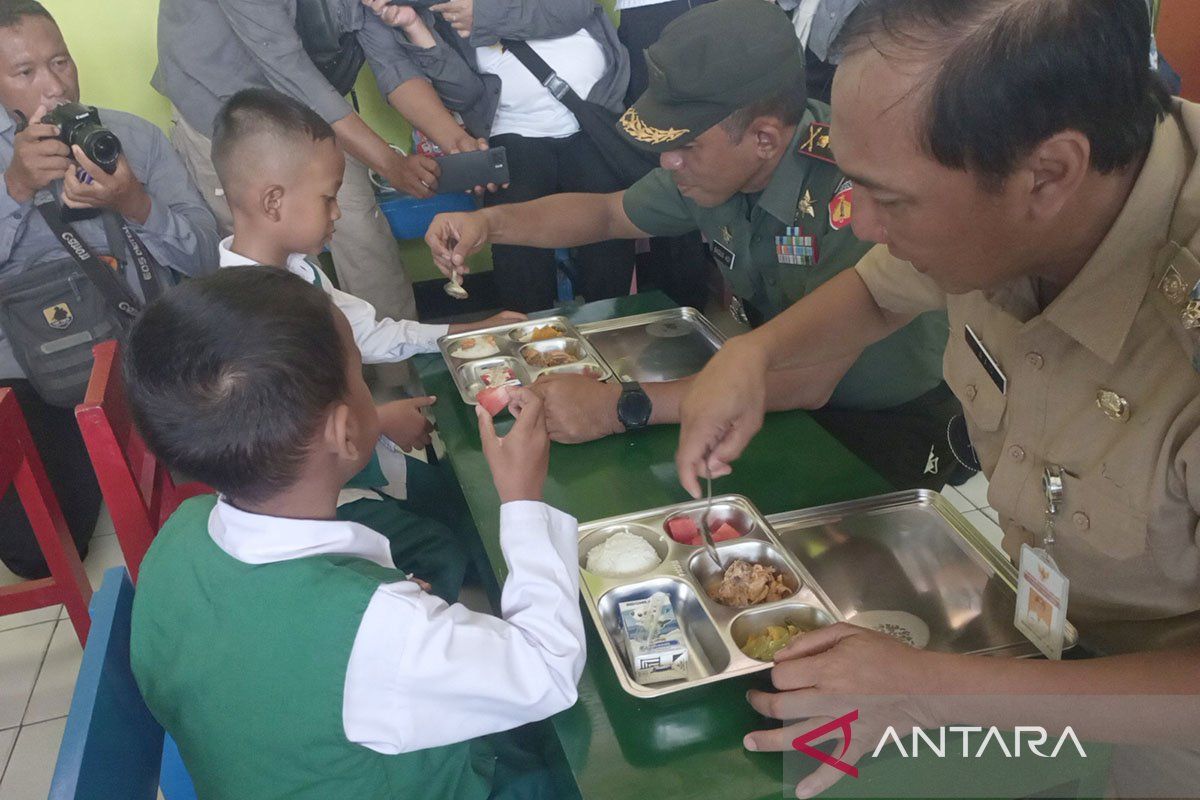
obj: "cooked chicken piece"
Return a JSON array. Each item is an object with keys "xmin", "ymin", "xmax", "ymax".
[{"xmin": 707, "ymin": 559, "xmax": 792, "ymax": 608}]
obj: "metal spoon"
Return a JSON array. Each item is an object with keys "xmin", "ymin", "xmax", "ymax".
[
  {"xmin": 443, "ymin": 271, "xmax": 468, "ymax": 300},
  {"xmin": 699, "ymin": 459, "xmax": 723, "ymax": 570},
  {"xmin": 442, "ymin": 235, "xmax": 468, "ymax": 300}
]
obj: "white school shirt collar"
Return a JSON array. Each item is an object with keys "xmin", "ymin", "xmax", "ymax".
[
  {"xmin": 208, "ymin": 496, "xmax": 396, "ymax": 569},
  {"xmin": 217, "ymin": 236, "xmax": 319, "ymax": 280}
]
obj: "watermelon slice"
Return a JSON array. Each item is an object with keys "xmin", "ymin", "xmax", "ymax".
[
  {"xmin": 710, "ymin": 522, "xmax": 742, "ymax": 542},
  {"xmin": 666, "ymin": 516, "xmax": 700, "ymax": 543},
  {"xmin": 476, "ymin": 385, "xmax": 512, "ymax": 417}
]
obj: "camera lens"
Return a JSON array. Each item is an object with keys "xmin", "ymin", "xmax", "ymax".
[{"xmin": 83, "ymin": 130, "xmax": 121, "ymax": 174}]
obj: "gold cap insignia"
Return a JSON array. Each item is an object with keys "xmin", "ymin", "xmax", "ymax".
[
  {"xmin": 619, "ymin": 107, "xmax": 689, "ymax": 146},
  {"xmin": 1096, "ymin": 389, "xmax": 1130, "ymax": 422}
]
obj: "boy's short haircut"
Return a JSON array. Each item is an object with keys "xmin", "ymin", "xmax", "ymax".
[
  {"xmin": 211, "ymin": 87, "xmax": 338, "ymax": 196},
  {"xmin": 123, "ymin": 267, "xmax": 349, "ymax": 505},
  {"xmin": 0, "ymin": 0, "xmax": 54, "ymax": 30}
]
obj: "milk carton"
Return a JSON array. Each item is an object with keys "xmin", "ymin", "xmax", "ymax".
[{"xmin": 618, "ymin": 592, "xmax": 689, "ymax": 684}]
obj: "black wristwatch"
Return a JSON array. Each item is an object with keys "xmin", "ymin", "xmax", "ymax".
[{"xmin": 616, "ymin": 380, "xmax": 652, "ymax": 431}]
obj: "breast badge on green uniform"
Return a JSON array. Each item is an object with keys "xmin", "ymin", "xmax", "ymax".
[
  {"xmin": 829, "ymin": 178, "xmax": 853, "ymax": 230},
  {"xmin": 798, "ymin": 189, "xmax": 816, "ymax": 218}
]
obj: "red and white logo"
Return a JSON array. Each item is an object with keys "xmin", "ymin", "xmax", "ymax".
[
  {"xmin": 829, "ymin": 178, "xmax": 853, "ymax": 230},
  {"xmin": 791, "ymin": 709, "xmax": 860, "ymax": 778}
]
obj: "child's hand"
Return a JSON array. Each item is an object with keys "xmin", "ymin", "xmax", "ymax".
[
  {"xmin": 377, "ymin": 396, "xmax": 436, "ymax": 452},
  {"xmin": 478, "ymin": 387, "xmax": 549, "ymax": 503},
  {"xmin": 447, "ymin": 310, "xmax": 527, "ymax": 335}
]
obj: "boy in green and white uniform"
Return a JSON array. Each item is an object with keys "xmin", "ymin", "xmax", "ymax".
[
  {"xmin": 127, "ymin": 268, "xmax": 583, "ymax": 799},
  {"xmin": 210, "ymin": 88, "xmax": 525, "ymax": 600}
]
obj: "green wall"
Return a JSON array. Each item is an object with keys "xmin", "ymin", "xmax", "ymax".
[
  {"xmin": 42, "ymin": 0, "xmax": 472, "ymax": 282},
  {"xmin": 44, "ymin": 0, "xmax": 416, "ymax": 143}
]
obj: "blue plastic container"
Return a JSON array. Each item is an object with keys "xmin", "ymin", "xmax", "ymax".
[{"xmin": 377, "ymin": 192, "xmax": 478, "ymax": 240}]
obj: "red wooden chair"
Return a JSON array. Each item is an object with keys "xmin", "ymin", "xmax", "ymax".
[
  {"xmin": 0, "ymin": 388, "xmax": 92, "ymax": 643},
  {"xmin": 75, "ymin": 341, "xmax": 211, "ymax": 583}
]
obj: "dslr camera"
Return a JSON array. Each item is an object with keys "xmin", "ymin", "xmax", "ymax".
[{"xmin": 41, "ymin": 102, "xmax": 122, "ymax": 174}]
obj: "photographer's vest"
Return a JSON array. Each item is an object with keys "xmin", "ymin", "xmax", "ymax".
[{"xmin": 130, "ymin": 496, "xmax": 494, "ymax": 800}]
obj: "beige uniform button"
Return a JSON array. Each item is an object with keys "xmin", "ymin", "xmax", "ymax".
[
  {"xmin": 1009, "ymin": 445, "xmax": 1026, "ymax": 462},
  {"xmin": 965, "ymin": 384, "xmax": 978, "ymax": 401},
  {"xmin": 1025, "ymin": 352, "xmax": 1044, "ymax": 370},
  {"xmin": 1073, "ymin": 511, "xmax": 1090, "ymax": 530}
]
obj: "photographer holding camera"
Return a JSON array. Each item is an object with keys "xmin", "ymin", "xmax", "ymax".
[{"xmin": 0, "ymin": 0, "xmax": 219, "ymax": 579}]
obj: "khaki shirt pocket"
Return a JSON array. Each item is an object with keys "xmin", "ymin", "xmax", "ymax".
[
  {"xmin": 943, "ymin": 331, "xmax": 1007, "ymax": 432},
  {"xmin": 1059, "ymin": 472, "xmax": 1148, "ymax": 561}
]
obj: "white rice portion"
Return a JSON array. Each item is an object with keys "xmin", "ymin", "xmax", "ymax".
[{"xmin": 585, "ymin": 531, "xmax": 661, "ymax": 577}]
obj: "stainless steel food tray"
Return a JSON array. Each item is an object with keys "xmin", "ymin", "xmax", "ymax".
[
  {"xmin": 767, "ymin": 489, "xmax": 1077, "ymax": 658},
  {"xmin": 578, "ymin": 494, "xmax": 843, "ymax": 699},
  {"xmin": 439, "ymin": 316, "xmax": 612, "ymax": 404},
  {"xmin": 576, "ymin": 307, "xmax": 726, "ymax": 383}
]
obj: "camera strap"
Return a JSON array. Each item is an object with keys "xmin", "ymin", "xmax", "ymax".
[
  {"xmin": 32, "ymin": 189, "xmax": 142, "ymax": 320},
  {"xmin": 101, "ymin": 210, "xmax": 164, "ymax": 303}
]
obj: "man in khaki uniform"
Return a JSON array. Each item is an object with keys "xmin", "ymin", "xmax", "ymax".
[
  {"xmin": 855, "ymin": 135, "xmax": 1200, "ymax": 638},
  {"xmin": 672, "ymin": 0, "xmax": 1200, "ymax": 796}
]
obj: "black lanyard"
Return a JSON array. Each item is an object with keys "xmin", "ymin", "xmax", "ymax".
[
  {"xmin": 101, "ymin": 210, "xmax": 164, "ymax": 303},
  {"xmin": 32, "ymin": 189, "xmax": 164, "ymax": 319}
]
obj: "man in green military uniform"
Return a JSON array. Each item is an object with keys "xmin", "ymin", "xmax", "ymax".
[{"xmin": 425, "ymin": 0, "xmax": 959, "ymax": 489}]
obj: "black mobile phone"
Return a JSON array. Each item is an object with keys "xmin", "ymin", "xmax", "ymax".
[{"xmin": 433, "ymin": 147, "xmax": 509, "ymax": 194}]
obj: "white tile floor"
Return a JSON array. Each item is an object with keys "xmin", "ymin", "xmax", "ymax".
[
  {"xmin": 0, "ymin": 474, "xmax": 1003, "ymax": 797},
  {"xmin": 0, "ymin": 506, "xmax": 123, "ymax": 800}
]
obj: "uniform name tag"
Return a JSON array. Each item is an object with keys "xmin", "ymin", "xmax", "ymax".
[
  {"xmin": 1015, "ymin": 544, "xmax": 1070, "ymax": 660},
  {"xmin": 964, "ymin": 324, "xmax": 1007, "ymax": 394},
  {"xmin": 711, "ymin": 240, "xmax": 736, "ymax": 271}
]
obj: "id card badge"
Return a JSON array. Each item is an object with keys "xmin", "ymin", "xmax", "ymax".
[{"xmin": 1015, "ymin": 544, "xmax": 1070, "ymax": 660}]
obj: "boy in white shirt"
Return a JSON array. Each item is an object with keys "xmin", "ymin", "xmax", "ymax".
[
  {"xmin": 210, "ymin": 87, "xmax": 524, "ymax": 600},
  {"xmin": 127, "ymin": 267, "xmax": 584, "ymax": 799}
]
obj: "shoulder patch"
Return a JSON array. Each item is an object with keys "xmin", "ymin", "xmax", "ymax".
[
  {"xmin": 797, "ymin": 122, "xmax": 836, "ymax": 165},
  {"xmin": 828, "ymin": 177, "xmax": 853, "ymax": 230}
]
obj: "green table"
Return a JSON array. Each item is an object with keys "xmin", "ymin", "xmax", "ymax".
[{"xmin": 416, "ymin": 292, "xmax": 1108, "ymax": 800}]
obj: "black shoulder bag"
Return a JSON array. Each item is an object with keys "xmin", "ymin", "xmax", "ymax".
[
  {"xmin": 501, "ymin": 40, "xmax": 657, "ymax": 188},
  {"xmin": 0, "ymin": 191, "xmax": 165, "ymax": 407},
  {"xmin": 296, "ymin": 0, "xmax": 366, "ymax": 96}
]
